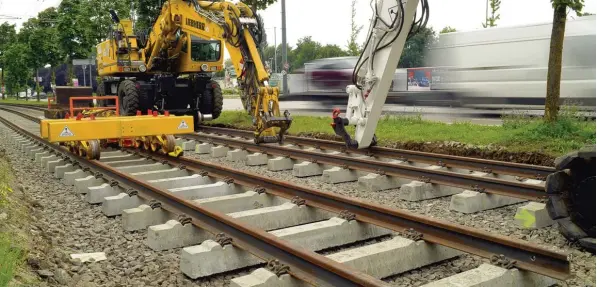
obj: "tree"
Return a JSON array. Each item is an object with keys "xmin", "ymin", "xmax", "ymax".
[
  {"xmin": 36, "ymin": 8, "xmax": 63, "ymax": 87},
  {"xmin": 440, "ymin": 26, "xmax": 457, "ymax": 34},
  {"xmin": 398, "ymin": 27, "xmax": 437, "ymax": 68},
  {"xmin": 88, "ymin": 0, "xmax": 131, "ymax": 44},
  {"xmin": 580, "ymin": 12, "xmax": 594, "ymax": 16},
  {"xmin": 291, "ymin": 36, "xmax": 322, "ymax": 71},
  {"xmin": 346, "ymin": 0, "xmax": 363, "ymax": 56},
  {"xmin": 544, "ymin": 0, "xmax": 584, "ymax": 122},
  {"xmin": 0, "ymin": 22, "xmax": 17, "ymax": 98},
  {"xmin": 317, "ymin": 44, "xmax": 349, "ymax": 59},
  {"xmin": 241, "ymin": 0, "xmax": 277, "ymax": 11},
  {"xmin": 3, "ymin": 43, "xmax": 30, "ymax": 97},
  {"xmin": 57, "ymin": 0, "xmax": 95, "ymax": 86},
  {"xmin": 133, "ymin": 0, "xmax": 162, "ymax": 32},
  {"xmin": 482, "ymin": 0, "xmax": 501, "ymax": 28}
]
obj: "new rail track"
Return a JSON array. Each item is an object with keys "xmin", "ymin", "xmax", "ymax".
[{"xmin": 0, "ymin": 104, "xmax": 571, "ymax": 286}]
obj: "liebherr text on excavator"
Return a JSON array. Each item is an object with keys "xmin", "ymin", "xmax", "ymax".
[{"xmin": 96, "ymin": 0, "xmax": 292, "ymax": 144}]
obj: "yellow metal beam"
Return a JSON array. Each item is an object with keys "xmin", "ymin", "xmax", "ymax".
[{"xmin": 41, "ymin": 115, "xmax": 194, "ymax": 142}]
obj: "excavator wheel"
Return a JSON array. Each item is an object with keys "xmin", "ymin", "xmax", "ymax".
[
  {"xmin": 200, "ymin": 80, "xmax": 223, "ymax": 120},
  {"xmin": 118, "ymin": 80, "xmax": 140, "ymax": 116},
  {"xmin": 546, "ymin": 145, "xmax": 596, "ymax": 253}
]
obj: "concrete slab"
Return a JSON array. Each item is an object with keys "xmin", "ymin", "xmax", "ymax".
[
  {"xmin": 105, "ymin": 158, "xmax": 154, "ymax": 168},
  {"xmin": 228, "ymin": 202, "xmax": 333, "ymax": 231},
  {"xmin": 292, "ymin": 161, "xmax": 323, "ymax": 178},
  {"xmin": 181, "ymin": 140, "xmax": 197, "ymax": 151},
  {"xmin": 130, "ymin": 168, "xmax": 190, "ymax": 181},
  {"xmin": 28, "ymin": 147, "xmax": 43, "ymax": 158},
  {"xmin": 55, "ymin": 164, "xmax": 77, "ymax": 179},
  {"xmin": 85, "ymin": 184, "xmax": 121, "ymax": 204},
  {"xmin": 194, "ymin": 191, "xmax": 285, "ymax": 214},
  {"xmin": 74, "ymin": 176, "xmax": 105, "ymax": 194},
  {"xmin": 146, "ymin": 220, "xmax": 210, "ymax": 251},
  {"xmin": 46, "ymin": 159, "xmax": 65, "ymax": 173},
  {"xmin": 267, "ymin": 156, "xmax": 294, "ymax": 171},
  {"xmin": 195, "ymin": 143, "xmax": 212, "ymax": 154},
  {"xmin": 22, "ymin": 144, "xmax": 38, "ymax": 153},
  {"xmin": 227, "ymin": 149, "xmax": 248, "ymax": 161},
  {"xmin": 270, "ymin": 217, "xmax": 391, "ymax": 251},
  {"xmin": 102, "ymin": 193, "xmax": 145, "ymax": 217},
  {"xmin": 181, "ymin": 240, "xmax": 263, "ymax": 279},
  {"xmin": 358, "ymin": 173, "xmax": 410, "ymax": 192},
  {"xmin": 230, "ymin": 268, "xmax": 309, "ymax": 287},
  {"xmin": 122, "ymin": 204, "xmax": 171, "ymax": 231},
  {"xmin": 326, "ymin": 236, "xmax": 462, "ymax": 279},
  {"xmin": 211, "ymin": 145, "xmax": 230, "ymax": 158},
  {"xmin": 246, "ymin": 153, "xmax": 268, "ymax": 166},
  {"xmin": 169, "ymin": 181, "xmax": 237, "ymax": 200},
  {"xmin": 399, "ymin": 181, "xmax": 463, "ymax": 201},
  {"xmin": 34, "ymin": 151, "xmax": 50, "ymax": 164},
  {"xmin": 322, "ymin": 167, "xmax": 358, "ymax": 184},
  {"xmin": 180, "ymin": 217, "xmax": 390, "ymax": 278},
  {"xmin": 40, "ymin": 155, "xmax": 58, "ymax": 169},
  {"xmin": 64, "ymin": 169, "xmax": 90, "ymax": 185},
  {"xmin": 515, "ymin": 202, "xmax": 555, "ymax": 229},
  {"xmin": 116, "ymin": 163, "xmax": 170, "ymax": 173},
  {"xmin": 148, "ymin": 174, "xmax": 210, "ymax": 189},
  {"xmin": 450, "ymin": 190, "xmax": 527, "ymax": 214},
  {"xmin": 420, "ymin": 263, "xmax": 557, "ymax": 287}
]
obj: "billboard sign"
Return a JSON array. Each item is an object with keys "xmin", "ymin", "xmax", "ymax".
[{"xmin": 407, "ymin": 68, "xmax": 432, "ymax": 91}]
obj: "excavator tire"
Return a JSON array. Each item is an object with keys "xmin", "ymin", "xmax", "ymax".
[
  {"xmin": 200, "ymin": 80, "xmax": 223, "ymax": 120},
  {"xmin": 118, "ymin": 80, "xmax": 139, "ymax": 116},
  {"xmin": 546, "ymin": 145, "xmax": 596, "ymax": 253}
]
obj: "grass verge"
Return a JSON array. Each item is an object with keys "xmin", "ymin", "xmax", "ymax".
[
  {"xmin": 0, "ymin": 98, "xmax": 48, "ymax": 106},
  {"xmin": 208, "ymin": 106, "xmax": 595, "ymax": 158},
  {"xmin": 0, "ymin": 153, "xmax": 37, "ymax": 286}
]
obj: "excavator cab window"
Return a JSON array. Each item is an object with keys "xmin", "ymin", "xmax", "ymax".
[{"xmin": 190, "ymin": 35, "xmax": 221, "ymax": 62}]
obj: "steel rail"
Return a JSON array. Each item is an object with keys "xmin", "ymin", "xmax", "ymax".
[
  {"xmin": 186, "ymin": 132, "xmax": 548, "ymax": 201},
  {"xmin": 0, "ymin": 103, "xmax": 47, "ymax": 112},
  {"xmin": 0, "ymin": 116, "xmax": 390, "ymax": 287},
  {"xmin": 0, "ymin": 107, "xmax": 43, "ymax": 123},
  {"xmin": 196, "ymin": 126, "xmax": 554, "ymax": 178},
  {"xmin": 143, "ymin": 151, "xmax": 570, "ymax": 281}
]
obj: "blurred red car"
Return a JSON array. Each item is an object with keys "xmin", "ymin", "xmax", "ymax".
[{"xmin": 305, "ymin": 57, "xmax": 359, "ymax": 92}]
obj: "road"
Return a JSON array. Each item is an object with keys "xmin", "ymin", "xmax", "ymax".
[{"xmin": 221, "ymin": 98, "xmax": 546, "ymax": 126}]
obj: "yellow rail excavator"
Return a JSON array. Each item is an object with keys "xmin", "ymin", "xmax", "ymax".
[
  {"xmin": 41, "ymin": 0, "xmax": 291, "ymax": 159},
  {"xmin": 95, "ymin": 0, "xmax": 290, "ymax": 143}
]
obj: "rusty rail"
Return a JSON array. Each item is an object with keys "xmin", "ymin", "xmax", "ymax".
[
  {"xmin": 186, "ymin": 132, "xmax": 548, "ymax": 201},
  {"xmin": 197, "ymin": 126, "xmax": 554, "ymax": 178}
]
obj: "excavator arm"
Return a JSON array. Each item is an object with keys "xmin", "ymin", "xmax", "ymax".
[
  {"xmin": 332, "ymin": 0, "xmax": 429, "ymax": 149},
  {"xmin": 198, "ymin": 1, "xmax": 292, "ymax": 144}
]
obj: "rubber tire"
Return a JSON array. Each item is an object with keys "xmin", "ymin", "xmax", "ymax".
[
  {"xmin": 547, "ymin": 145, "xmax": 596, "ymax": 252},
  {"xmin": 118, "ymin": 80, "xmax": 140, "ymax": 116},
  {"xmin": 200, "ymin": 80, "xmax": 223, "ymax": 120},
  {"xmin": 96, "ymin": 81, "xmax": 107, "ymax": 107}
]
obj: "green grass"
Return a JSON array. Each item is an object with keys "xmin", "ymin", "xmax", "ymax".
[
  {"xmin": 0, "ymin": 98, "xmax": 49, "ymax": 106},
  {"xmin": 208, "ymin": 107, "xmax": 595, "ymax": 157},
  {"xmin": 0, "ymin": 155, "xmax": 35, "ymax": 287}
]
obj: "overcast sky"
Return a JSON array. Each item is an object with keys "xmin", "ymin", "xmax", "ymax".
[{"xmin": 2, "ymin": 0, "xmax": 596, "ymax": 53}]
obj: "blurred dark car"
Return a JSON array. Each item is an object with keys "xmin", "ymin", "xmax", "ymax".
[{"xmin": 305, "ymin": 57, "xmax": 359, "ymax": 92}]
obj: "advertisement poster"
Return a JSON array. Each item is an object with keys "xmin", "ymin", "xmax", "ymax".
[{"xmin": 407, "ymin": 68, "xmax": 432, "ymax": 91}]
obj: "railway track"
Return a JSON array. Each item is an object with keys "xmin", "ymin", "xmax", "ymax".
[{"xmin": 0, "ymin": 106, "xmax": 571, "ymax": 286}]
